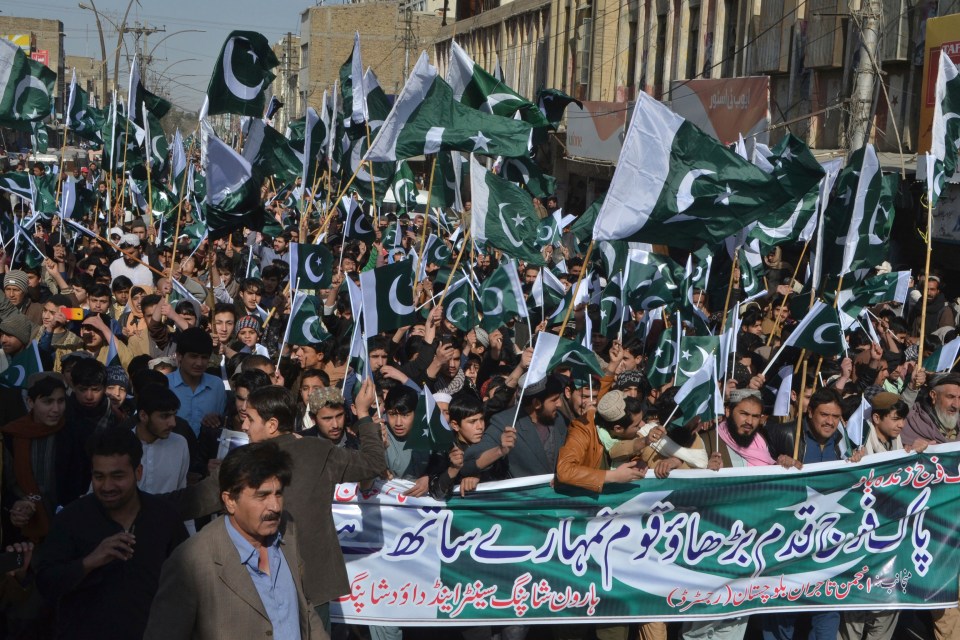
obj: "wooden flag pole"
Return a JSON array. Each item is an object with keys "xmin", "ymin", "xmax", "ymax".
[
  {"xmin": 718, "ymin": 248, "xmax": 740, "ymax": 334},
  {"xmin": 438, "ymin": 229, "xmax": 471, "ymax": 308},
  {"xmin": 414, "ymin": 156, "xmax": 438, "ymax": 285},
  {"xmin": 559, "ymin": 240, "xmax": 595, "ymax": 337},
  {"xmin": 792, "ymin": 357, "xmax": 808, "ymax": 460},
  {"xmin": 918, "ymin": 194, "xmax": 934, "ymax": 365},
  {"xmin": 766, "ymin": 241, "xmax": 810, "ymax": 346},
  {"xmin": 54, "ymin": 120, "xmax": 71, "ymax": 202}
]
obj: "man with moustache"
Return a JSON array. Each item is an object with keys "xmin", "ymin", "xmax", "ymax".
[
  {"xmin": 902, "ymin": 372, "xmax": 960, "ymax": 446},
  {"xmin": 145, "ymin": 442, "xmax": 324, "ymax": 639}
]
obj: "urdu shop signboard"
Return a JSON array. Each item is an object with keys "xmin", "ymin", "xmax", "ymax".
[{"xmin": 669, "ymin": 76, "xmax": 771, "ymax": 145}]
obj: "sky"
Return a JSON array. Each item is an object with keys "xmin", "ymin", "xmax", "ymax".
[{"xmin": 1, "ymin": 0, "xmax": 342, "ymax": 111}]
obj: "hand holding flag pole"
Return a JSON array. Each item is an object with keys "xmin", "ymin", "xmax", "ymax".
[{"xmin": 559, "ymin": 240, "xmax": 595, "ymax": 336}]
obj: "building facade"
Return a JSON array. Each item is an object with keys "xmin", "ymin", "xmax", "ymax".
[
  {"xmin": 0, "ymin": 16, "xmax": 66, "ymax": 114},
  {"xmin": 65, "ymin": 55, "xmax": 106, "ymax": 108}
]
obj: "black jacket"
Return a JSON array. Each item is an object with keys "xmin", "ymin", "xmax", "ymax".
[{"xmin": 765, "ymin": 419, "xmax": 844, "ymax": 462}]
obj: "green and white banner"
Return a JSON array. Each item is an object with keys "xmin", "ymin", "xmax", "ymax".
[{"xmin": 331, "ymin": 444, "xmax": 960, "ymax": 624}]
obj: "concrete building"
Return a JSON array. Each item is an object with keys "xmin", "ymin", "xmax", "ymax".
[
  {"xmin": 298, "ymin": 1, "xmax": 443, "ymax": 110},
  {"xmin": 65, "ymin": 55, "xmax": 106, "ymax": 107},
  {"xmin": 0, "ymin": 16, "xmax": 66, "ymax": 114}
]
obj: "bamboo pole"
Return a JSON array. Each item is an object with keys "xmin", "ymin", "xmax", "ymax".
[
  {"xmin": 719, "ymin": 247, "xmax": 740, "ymax": 334},
  {"xmin": 917, "ymin": 195, "xmax": 934, "ymax": 364},
  {"xmin": 438, "ymin": 230, "xmax": 471, "ymax": 308},
  {"xmin": 766, "ymin": 241, "xmax": 809, "ymax": 346},
  {"xmin": 559, "ymin": 240, "xmax": 595, "ymax": 337},
  {"xmin": 54, "ymin": 120, "xmax": 70, "ymax": 201},
  {"xmin": 793, "ymin": 357, "xmax": 808, "ymax": 460},
  {"xmin": 414, "ymin": 156, "xmax": 438, "ymax": 284}
]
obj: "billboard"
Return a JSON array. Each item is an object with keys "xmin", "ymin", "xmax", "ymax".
[
  {"xmin": 565, "ymin": 101, "xmax": 634, "ymax": 164},
  {"xmin": 669, "ymin": 76, "xmax": 771, "ymax": 145},
  {"xmin": 918, "ymin": 13, "xmax": 960, "ymax": 154},
  {"xmin": 1, "ymin": 35, "xmax": 31, "ymax": 52}
]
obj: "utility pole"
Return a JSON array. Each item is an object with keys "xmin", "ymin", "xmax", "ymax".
[
  {"xmin": 398, "ymin": 0, "xmax": 418, "ymax": 88},
  {"xmin": 847, "ymin": 0, "xmax": 881, "ymax": 153},
  {"xmin": 125, "ymin": 22, "xmax": 166, "ymax": 86}
]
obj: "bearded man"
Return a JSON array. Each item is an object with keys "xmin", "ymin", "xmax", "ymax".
[{"xmin": 902, "ymin": 372, "xmax": 960, "ymax": 446}]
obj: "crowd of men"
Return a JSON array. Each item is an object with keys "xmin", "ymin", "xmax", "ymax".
[{"xmin": 0, "ymin": 156, "xmax": 957, "ymax": 640}]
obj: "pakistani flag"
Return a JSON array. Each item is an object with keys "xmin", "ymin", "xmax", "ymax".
[
  {"xmin": 0, "ymin": 341, "xmax": 42, "ymax": 388},
  {"xmin": 430, "ymin": 150, "xmax": 463, "ymax": 210},
  {"xmin": 443, "ymin": 277, "xmax": 479, "ymax": 332},
  {"xmin": 470, "ymin": 154, "xmax": 546, "ymax": 265},
  {"xmin": 647, "ymin": 323, "xmax": 679, "ymax": 388},
  {"xmin": 341, "ymin": 69, "xmax": 396, "ymax": 205},
  {"xmin": 141, "ymin": 108, "xmax": 168, "ymax": 174},
  {"xmin": 676, "ymin": 335, "xmax": 721, "ymax": 386},
  {"xmin": 423, "ymin": 234, "xmax": 452, "ymax": 268},
  {"xmin": 779, "ymin": 301, "xmax": 845, "ymax": 359},
  {"xmin": 391, "ymin": 161, "xmax": 420, "ymax": 215},
  {"xmin": 243, "ymin": 118, "xmax": 302, "ymax": 183},
  {"xmin": 625, "ymin": 254, "xmax": 681, "ymax": 311},
  {"xmin": 30, "ymin": 121, "xmax": 50, "ymax": 154},
  {"xmin": 837, "ymin": 271, "xmax": 910, "ymax": 322},
  {"xmin": 738, "ymin": 242, "xmax": 765, "ymax": 298},
  {"xmin": 0, "ymin": 172, "xmax": 33, "ymax": 202},
  {"xmin": 342, "ymin": 196, "xmax": 375, "ymax": 243},
  {"xmin": 536, "ymin": 88, "xmax": 582, "ymax": 130},
  {"xmin": 0, "ymin": 39, "xmax": 55, "ymax": 124},
  {"xmin": 404, "ymin": 387, "xmax": 454, "ymax": 452},
  {"xmin": 170, "ymin": 128, "xmax": 188, "ymax": 195},
  {"xmin": 479, "ymin": 259, "xmax": 527, "ymax": 332},
  {"xmin": 599, "ymin": 273, "xmax": 626, "ymax": 338},
  {"xmin": 673, "ymin": 355, "xmax": 721, "ymax": 425},
  {"xmin": 203, "ymin": 125, "xmax": 265, "ymax": 238},
  {"xmin": 930, "ymin": 50, "xmax": 960, "ymax": 205},
  {"xmin": 924, "ymin": 336, "xmax": 960, "ymax": 373},
  {"xmin": 365, "ymin": 52, "xmax": 532, "ymax": 163},
  {"xmin": 289, "ymin": 242, "xmax": 333, "ymax": 289},
  {"xmin": 530, "ymin": 267, "xmax": 569, "ymax": 323},
  {"xmin": 128, "ymin": 56, "xmax": 171, "ymax": 125},
  {"xmin": 102, "ymin": 109, "xmax": 146, "ymax": 171},
  {"xmin": 339, "ymin": 32, "xmax": 368, "ymax": 125},
  {"xmin": 204, "ymin": 31, "xmax": 279, "ymax": 117},
  {"xmin": 499, "ymin": 152, "xmax": 557, "ymax": 199},
  {"xmin": 524, "ymin": 332, "xmax": 603, "ymax": 388},
  {"xmin": 67, "ymin": 71, "xmax": 105, "ymax": 145},
  {"xmin": 446, "ymin": 41, "xmax": 548, "ymax": 127},
  {"xmin": 592, "ymin": 91, "xmax": 800, "ymax": 248},
  {"xmin": 359, "ymin": 259, "xmax": 417, "ymax": 336},
  {"xmin": 284, "ymin": 291, "xmax": 332, "ymax": 347},
  {"xmin": 569, "ymin": 194, "xmax": 605, "ymax": 250}
]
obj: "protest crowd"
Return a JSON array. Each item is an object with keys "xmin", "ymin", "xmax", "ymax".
[{"xmin": 0, "ymin": 23, "xmax": 957, "ymax": 640}]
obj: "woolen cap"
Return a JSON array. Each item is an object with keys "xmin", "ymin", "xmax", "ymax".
[
  {"xmin": 0, "ymin": 314, "xmax": 33, "ymax": 345},
  {"xmin": 3, "ymin": 270, "xmax": 28, "ymax": 292},
  {"xmin": 236, "ymin": 315, "xmax": 262, "ymax": 337}
]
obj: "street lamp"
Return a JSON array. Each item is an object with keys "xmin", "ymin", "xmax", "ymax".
[{"xmin": 77, "ymin": 1, "xmax": 108, "ymax": 101}]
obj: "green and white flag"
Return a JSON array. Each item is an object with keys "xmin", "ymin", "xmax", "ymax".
[
  {"xmin": 204, "ymin": 31, "xmax": 279, "ymax": 117},
  {"xmin": 569, "ymin": 194, "xmax": 605, "ymax": 249},
  {"xmin": 243, "ymin": 118, "xmax": 302, "ymax": 184},
  {"xmin": 404, "ymin": 387, "xmax": 453, "ymax": 452},
  {"xmin": 446, "ymin": 41, "xmax": 548, "ymax": 127},
  {"xmin": 442, "ymin": 277, "xmax": 479, "ymax": 333},
  {"xmin": 479, "ymin": 259, "xmax": 527, "ymax": 332},
  {"xmin": 340, "ymin": 32, "xmax": 368, "ymax": 125},
  {"xmin": 530, "ymin": 267, "xmax": 569, "ymax": 323},
  {"xmin": 0, "ymin": 39, "xmax": 55, "ymax": 124},
  {"xmin": 673, "ymin": 355, "xmax": 721, "ymax": 425},
  {"xmin": 524, "ymin": 332, "xmax": 603, "ymax": 388},
  {"xmin": 675, "ymin": 335, "xmax": 721, "ymax": 387},
  {"xmin": 647, "ymin": 323, "xmax": 679, "ymax": 388},
  {"xmin": 499, "ymin": 152, "xmax": 557, "ymax": 199},
  {"xmin": 359, "ymin": 258, "xmax": 417, "ymax": 336},
  {"xmin": 592, "ymin": 91, "xmax": 799, "ymax": 248},
  {"xmin": 0, "ymin": 171, "xmax": 33, "ymax": 202},
  {"xmin": 599, "ymin": 273, "xmax": 626, "ymax": 338},
  {"xmin": 170, "ymin": 128, "xmax": 187, "ymax": 195},
  {"xmin": 924, "ymin": 336, "xmax": 960, "ymax": 373},
  {"xmin": 422, "ymin": 234, "xmax": 452, "ymax": 268},
  {"xmin": 0, "ymin": 341, "xmax": 42, "ymax": 388},
  {"xmin": 128, "ymin": 56, "xmax": 171, "ymax": 125},
  {"xmin": 738, "ymin": 241, "xmax": 765, "ymax": 298},
  {"xmin": 391, "ymin": 160, "xmax": 420, "ymax": 215},
  {"xmin": 289, "ymin": 242, "xmax": 333, "ymax": 289},
  {"xmin": 30, "ymin": 121, "xmax": 49, "ymax": 154},
  {"xmin": 777, "ymin": 300, "xmax": 845, "ymax": 360},
  {"xmin": 836, "ymin": 144, "xmax": 886, "ymax": 275},
  {"xmin": 625, "ymin": 254, "xmax": 681, "ymax": 311},
  {"xmin": 837, "ymin": 271, "xmax": 910, "ymax": 323},
  {"xmin": 470, "ymin": 154, "xmax": 546, "ymax": 265},
  {"xmin": 203, "ymin": 124, "xmax": 265, "ymax": 238},
  {"xmin": 536, "ymin": 88, "xmax": 582, "ymax": 130},
  {"xmin": 343, "ymin": 196, "xmax": 376, "ymax": 243},
  {"xmin": 430, "ymin": 150, "xmax": 463, "ymax": 211},
  {"xmin": 67, "ymin": 73, "xmax": 106, "ymax": 146},
  {"xmin": 365, "ymin": 52, "xmax": 532, "ymax": 163},
  {"xmin": 141, "ymin": 107, "xmax": 168, "ymax": 174},
  {"xmin": 341, "ymin": 69, "xmax": 395, "ymax": 205},
  {"xmin": 284, "ymin": 291, "xmax": 331, "ymax": 347},
  {"xmin": 930, "ymin": 50, "xmax": 960, "ymax": 204}
]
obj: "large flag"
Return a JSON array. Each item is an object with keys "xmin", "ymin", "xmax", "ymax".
[
  {"xmin": 446, "ymin": 41, "xmax": 548, "ymax": 127},
  {"xmin": 242, "ymin": 118, "xmax": 302, "ymax": 183},
  {"xmin": 340, "ymin": 69, "xmax": 396, "ymax": 205},
  {"xmin": 284, "ymin": 291, "xmax": 332, "ymax": 347},
  {"xmin": 780, "ymin": 301, "xmax": 845, "ymax": 359},
  {"xmin": 592, "ymin": 91, "xmax": 802, "ymax": 248},
  {"xmin": 203, "ymin": 126, "xmax": 265, "ymax": 238},
  {"xmin": 359, "ymin": 259, "xmax": 417, "ymax": 336},
  {"xmin": 837, "ymin": 271, "xmax": 911, "ymax": 321},
  {"xmin": 675, "ymin": 335, "xmax": 721, "ymax": 387},
  {"xmin": 289, "ymin": 242, "xmax": 333, "ymax": 289},
  {"xmin": 469, "ymin": 154, "xmax": 546, "ymax": 265},
  {"xmin": 524, "ymin": 332, "xmax": 603, "ymax": 388},
  {"xmin": 0, "ymin": 39, "xmax": 55, "ymax": 125},
  {"xmin": 931, "ymin": 50, "xmax": 960, "ymax": 204},
  {"xmin": 365, "ymin": 53, "xmax": 532, "ymax": 163},
  {"xmin": 479, "ymin": 259, "xmax": 527, "ymax": 332},
  {"xmin": 204, "ymin": 31, "xmax": 279, "ymax": 117},
  {"xmin": 0, "ymin": 341, "xmax": 43, "ymax": 388}
]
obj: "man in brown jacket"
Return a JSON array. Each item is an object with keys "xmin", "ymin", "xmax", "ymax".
[
  {"xmin": 163, "ymin": 379, "xmax": 386, "ymax": 631},
  {"xmin": 145, "ymin": 442, "xmax": 325, "ymax": 639}
]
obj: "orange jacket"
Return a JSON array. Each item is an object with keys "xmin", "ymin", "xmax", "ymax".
[{"xmin": 555, "ymin": 374, "xmax": 616, "ymax": 492}]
